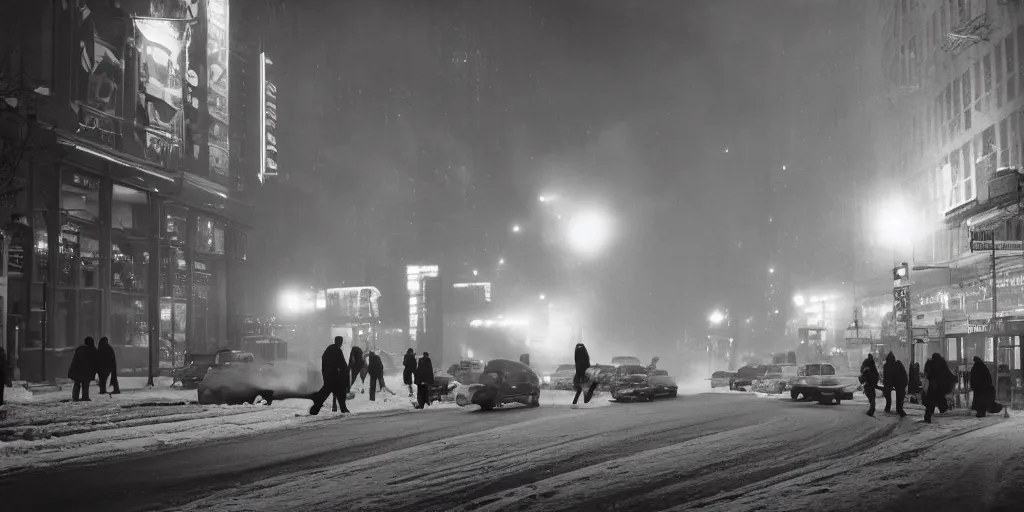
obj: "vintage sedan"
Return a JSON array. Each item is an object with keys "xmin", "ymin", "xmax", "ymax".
[
  {"xmin": 789, "ymin": 363, "xmax": 857, "ymax": 404},
  {"xmin": 197, "ymin": 358, "xmax": 319, "ymax": 406},
  {"xmin": 608, "ymin": 365, "xmax": 678, "ymax": 401},
  {"xmin": 752, "ymin": 364, "xmax": 800, "ymax": 394},
  {"xmin": 455, "ymin": 359, "xmax": 541, "ymax": 410}
]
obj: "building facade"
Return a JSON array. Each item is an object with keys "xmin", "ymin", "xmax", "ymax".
[
  {"xmin": 1, "ymin": 0, "xmax": 272, "ymax": 382},
  {"xmin": 856, "ymin": 0, "xmax": 1023, "ymax": 400}
]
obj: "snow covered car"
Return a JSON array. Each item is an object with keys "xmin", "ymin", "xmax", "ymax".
[
  {"xmin": 752, "ymin": 364, "xmax": 800, "ymax": 394},
  {"xmin": 455, "ymin": 359, "xmax": 541, "ymax": 410},
  {"xmin": 611, "ymin": 356, "xmax": 643, "ymax": 366},
  {"xmin": 197, "ymin": 358, "xmax": 318, "ymax": 406},
  {"xmin": 730, "ymin": 365, "xmax": 768, "ymax": 391},
  {"xmin": 710, "ymin": 371, "xmax": 735, "ymax": 389},
  {"xmin": 788, "ymin": 363, "xmax": 856, "ymax": 404},
  {"xmin": 608, "ymin": 365, "xmax": 678, "ymax": 401},
  {"xmin": 544, "ymin": 364, "xmax": 577, "ymax": 390},
  {"xmin": 173, "ymin": 350, "xmax": 243, "ymax": 389}
]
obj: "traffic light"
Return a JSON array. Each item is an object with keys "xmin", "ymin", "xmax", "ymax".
[
  {"xmin": 893, "ymin": 286, "xmax": 910, "ymax": 323},
  {"xmin": 893, "ymin": 262, "xmax": 909, "ymax": 281}
]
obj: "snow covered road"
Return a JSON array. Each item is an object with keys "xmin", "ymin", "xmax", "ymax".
[{"xmin": 2, "ymin": 391, "xmax": 1019, "ymax": 511}]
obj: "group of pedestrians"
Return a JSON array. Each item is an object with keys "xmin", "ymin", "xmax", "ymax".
[
  {"xmin": 308, "ymin": 337, "xmax": 435, "ymax": 416},
  {"xmin": 860, "ymin": 350, "xmax": 1002, "ymax": 423},
  {"xmin": 67, "ymin": 336, "xmax": 121, "ymax": 401}
]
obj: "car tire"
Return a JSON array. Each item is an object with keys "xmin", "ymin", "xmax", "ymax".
[
  {"xmin": 669, "ymin": 390, "xmax": 677, "ymax": 398},
  {"xmin": 790, "ymin": 390, "xmax": 800, "ymax": 401},
  {"xmin": 835, "ymin": 399, "xmax": 842, "ymax": 405},
  {"xmin": 479, "ymin": 403, "xmax": 495, "ymax": 411},
  {"xmin": 529, "ymin": 394, "xmax": 540, "ymax": 407}
]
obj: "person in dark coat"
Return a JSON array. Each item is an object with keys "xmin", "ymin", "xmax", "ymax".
[
  {"xmin": 907, "ymin": 361, "xmax": 922, "ymax": 400},
  {"xmin": 923, "ymin": 353, "xmax": 955, "ymax": 423},
  {"xmin": 96, "ymin": 337, "xmax": 120, "ymax": 395},
  {"xmin": 309, "ymin": 336, "xmax": 350, "ymax": 415},
  {"xmin": 68, "ymin": 337, "xmax": 98, "ymax": 402},
  {"xmin": 414, "ymin": 352, "xmax": 434, "ymax": 409},
  {"xmin": 368, "ymin": 351, "xmax": 385, "ymax": 401},
  {"xmin": 860, "ymin": 354, "xmax": 880, "ymax": 416},
  {"xmin": 969, "ymin": 356, "xmax": 995, "ymax": 418},
  {"xmin": 881, "ymin": 352, "xmax": 908, "ymax": 417},
  {"xmin": 349, "ymin": 345, "xmax": 365, "ymax": 390},
  {"xmin": 572, "ymin": 343, "xmax": 596, "ymax": 406},
  {"xmin": 0, "ymin": 346, "xmax": 11, "ymax": 406},
  {"xmin": 403, "ymin": 348, "xmax": 416, "ymax": 397}
]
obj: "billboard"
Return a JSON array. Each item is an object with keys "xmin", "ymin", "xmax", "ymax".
[
  {"xmin": 206, "ymin": 0, "xmax": 230, "ymax": 179},
  {"xmin": 72, "ymin": 0, "xmax": 129, "ymax": 147},
  {"xmin": 259, "ymin": 52, "xmax": 279, "ymax": 183},
  {"xmin": 133, "ymin": 18, "xmax": 186, "ymax": 167}
]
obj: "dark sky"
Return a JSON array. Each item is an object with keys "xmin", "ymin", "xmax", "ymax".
[{"xmin": 252, "ymin": 0, "xmax": 860, "ymax": 356}]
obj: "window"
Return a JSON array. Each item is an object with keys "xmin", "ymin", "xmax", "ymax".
[
  {"xmin": 962, "ymin": 71, "xmax": 972, "ymax": 130},
  {"xmin": 999, "ymin": 117, "xmax": 1010, "ymax": 168},
  {"xmin": 996, "ymin": 42, "xmax": 1004, "ymax": 108},
  {"xmin": 196, "ymin": 216, "xmax": 226, "ymax": 255},
  {"xmin": 1006, "ymin": 32, "xmax": 1016, "ymax": 102},
  {"xmin": 57, "ymin": 170, "xmax": 102, "ymax": 349},
  {"xmin": 111, "ymin": 185, "xmax": 151, "ymax": 348},
  {"xmin": 952, "ymin": 78, "xmax": 962, "ymax": 135},
  {"xmin": 957, "ymin": 0, "xmax": 967, "ymax": 23}
]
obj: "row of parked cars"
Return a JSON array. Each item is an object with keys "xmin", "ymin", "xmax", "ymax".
[
  {"xmin": 711, "ymin": 362, "xmax": 859, "ymax": 405},
  {"xmin": 540, "ymin": 356, "xmax": 679, "ymax": 402}
]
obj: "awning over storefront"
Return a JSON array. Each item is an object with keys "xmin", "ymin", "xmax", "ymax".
[
  {"xmin": 966, "ymin": 204, "xmax": 1018, "ymax": 231},
  {"xmin": 179, "ymin": 173, "xmax": 254, "ymax": 228}
]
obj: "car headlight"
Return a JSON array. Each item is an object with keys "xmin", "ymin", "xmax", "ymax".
[{"xmin": 543, "ymin": 376, "xmax": 551, "ymax": 384}]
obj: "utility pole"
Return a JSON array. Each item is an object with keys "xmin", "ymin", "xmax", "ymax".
[{"xmin": 990, "ymin": 228, "xmax": 998, "ymax": 400}]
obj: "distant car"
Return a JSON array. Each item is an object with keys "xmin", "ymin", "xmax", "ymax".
[
  {"xmin": 710, "ymin": 371, "xmax": 735, "ymax": 389},
  {"xmin": 789, "ymin": 363, "xmax": 856, "ymax": 404},
  {"xmin": 730, "ymin": 365, "xmax": 768, "ymax": 391},
  {"xmin": 611, "ymin": 356, "xmax": 643, "ymax": 366},
  {"xmin": 176, "ymin": 350, "xmax": 251, "ymax": 390},
  {"xmin": 608, "ymin": 365, "xmax": 678, "ymax": 401},
  {"xmin": 587, "ymin": 364, "xmax": 617, "ymax": 390},
  {"xmin": 752, "ymin": 364, "xmax": 800, "ymax": 394},
  {"xmin": 456, "ymin": 359, "xmax": 541, "ymax": 410},
  {"xmin": 544, "ymin": 363, "xmax": 577, "ymax": 389},
  {"xmin": 196, "ymin": 353, "xmax": 323, "ymax": 406}
]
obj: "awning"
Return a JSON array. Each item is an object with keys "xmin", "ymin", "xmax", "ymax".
[
  {"xmin": 966, "ymin": 204, "xmax": 1018, "ymax": 231},
  {"xmin": 179, "ymin": 173, "xmax": 253, "ymax": 227}
]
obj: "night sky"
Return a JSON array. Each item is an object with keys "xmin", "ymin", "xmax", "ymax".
[{"xmin": 250, "ymin": 0, "xmax": 864, "ymax": 357}]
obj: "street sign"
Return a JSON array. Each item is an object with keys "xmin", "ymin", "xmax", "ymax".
[
  {"xmin": 970, "ymin": 239, "xmax": 1023, "ymax": 252},
  {"xmin": 912, "ymin": 327, "xmax": 929, "ymax": 337}
]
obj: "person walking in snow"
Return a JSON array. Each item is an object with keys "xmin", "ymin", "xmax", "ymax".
[
  {"xmin": 68, "ymin": 337, "xmax": 98, "ymax": 402},
  {"xmin": 572, "ymin": 343, "xmax": 600, "ymax": 406},
  {"xmin": 368, "ymin": 351, "xmax": 385, "ymax": 401},
  {"xmin": 969, "ymin": 356, "xmax": 995, "ymax": 418},
  {"xmin": 881, "ymin": 352, "xmax": 907, "ymax": 417},
  {"xmin": 309, "ymin": 336, "xmax": 350, "ymax": 415},
  {"xmin": 96, "ymin": 337, "xmax": 120, "ymax": 395},
  {"xmin": 859, "ymin": 353, "xmax": 880, "ymax": 416},
  {"xmin": 349, "ymin": 344, "xmax": 365, "ymax": 393},
  {"xmin": 922, "ymin": 353, "xmax": 955, "ymax": 423},
  {"xmin": 414, "ymin": 352, "xmax": 434, "ymax": 409},
  {"xmin": 403, "ymin": 348, "xmax": 417, "ymax": 397}
]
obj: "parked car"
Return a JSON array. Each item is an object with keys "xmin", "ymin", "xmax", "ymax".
[
  {"xmin": 752, "ymin": 364, "xmax": 800, "ymax": 394},
  {"xmin": 710, "ymin": 370, "xmax": 735, "ymax": 388},
  {"xmin": 789, "ymin": 363, "xmax": 856, "ymax": 404},
  {"xmin": 586, "ymin": 364, "xmax": 617, "ymax": 390},
  {"xmin": 447, "ymin": 359, "xmax": 485, "ymax": 387},
  {"xmin": 455, "ymin": 359, "xmax": 541, "ymax": 410},
  {"xmin": 544, "ymin": 363, "xmax": 577, "ymax": 389},
  {"xmin": 730, "ymin": 365, "xmax": 768, "ymax": 391},
  {"xmin": 174, "ymin": 349, "xmax": 251, "ymax": 389},
  {"xmin": 608, "ymin": 365, "xmax": 678, "ymax": 401}
]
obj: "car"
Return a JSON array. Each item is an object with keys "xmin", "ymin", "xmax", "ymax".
[
  {"xmin": 176, "ymin": 350, "xmax": 252, "ymax": 390},
  {"xmin": 544, "ymin": 363, "xmax": 577, "ymax": 389},
  {"xmin": 455, "ymin": 359, "xmax": 542, "ymax": 411},
  {"xmin": 788, "ymin": 363, "xmax": 857, "ymax": 404},
  {"xmin": 752, "ymin": 364, "xmax": 800, "ymax": 394},
  {"xmin": 611, "ymin": 356, "xmax": 643, "ymax": 366},
  {"xmin": 710, "ymin": 370, "xmax": 735, "ymax": 388},
  {"xmin": 608, "ymin": 365, "xmax": 678, "ymax": 401},
  {"xmin": 447, "ymin": 359, "xmax": 485, "ymax": 387},
  {"xmin": 730, "ymin": 365, "xmax": 768, "ymax": 391}
]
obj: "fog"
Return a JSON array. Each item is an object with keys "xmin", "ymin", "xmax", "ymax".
[{"xmin": 247, "ymin": 0, "xmax": 878, "ymax": 372}]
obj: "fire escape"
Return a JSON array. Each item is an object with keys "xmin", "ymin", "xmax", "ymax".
[{"xmin": 941, "ymin": 11, "xmax": 992, "ymax": 54}]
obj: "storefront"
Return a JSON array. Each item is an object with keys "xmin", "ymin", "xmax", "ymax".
[{"xmin": 9, "ymin": 139, "xmax": 249, "ymax": 382}]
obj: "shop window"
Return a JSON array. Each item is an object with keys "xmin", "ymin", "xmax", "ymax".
[
  {"xmin": 60, "ymin": 172, "xmax": 101, "ymax": 224},
  {"xmin": 164, "ymin": 204, "xmax": 188, "ymax": 245},
  {"xmin": 195, "ymin": 216, "xmax": 225, "ymax": 255},
  {"xmin": 111, "ymin": 296, "xmax": 148, "ymax": 347},
  {"xmin": 57, "ymin": 222, "xmax": 100, "ymax": 289},
  {"xmin": 191, "ymin": 259, "xmax": 225, "ymax": 351}
]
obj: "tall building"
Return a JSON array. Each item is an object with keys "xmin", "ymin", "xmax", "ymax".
[
  {"xmin": 855, "ymin": 0, "xmax": 1023, "ymax": 388},
  {"xmin": 1, "ymin": 0, "xmax": 270, "ymax": 381}
]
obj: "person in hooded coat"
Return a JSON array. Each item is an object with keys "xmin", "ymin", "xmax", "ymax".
[
  {"xmin": 368, "ymin": 351, "xmax": 385, "ymax": 401},
  {"xmin": 882, "ymin": 352, "xmax": 908, "ymax": 417},
  {"xmin": 860, "ymin": 354, "xmax": 880, "ymax": 416},
  {"xmin": 923, "ymin": 353, "xmax": 956, "ymax": 423},
  {"xmin": 309, "ymin": 336, "xmax": 350, "ymax": 415},
  {"xmin": 969, "ymin": 356, "xmax": 995, "ymax": 418},
  {"xmin": 572, "ymin": 343, "xmax": 593, "ymax": 406},
  {"xmin": 414, "ymin": 352, "xmax": 434, "ymax": 409},
  {"xmin": 403, "ymin": 348, "xmax": 417, "ymax": 397},
  {"xmin": 96, "ymin": 337, "xmax": 120, "ymax": 395},
  {"xmin": 68, "ymin": 337, "xmax": 98, "ymax": 402},
  {"xmin": 349, "ymin": 345, "xmax": 365, "ymax": 391},
  {"xmin": 907, "ymin": 361, "xmax": 922, "ymax": 402}
]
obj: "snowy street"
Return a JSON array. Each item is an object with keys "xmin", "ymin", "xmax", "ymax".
[{"xmin": 2, "ymin": 390, "xmax": 1021, "ymax": 512}]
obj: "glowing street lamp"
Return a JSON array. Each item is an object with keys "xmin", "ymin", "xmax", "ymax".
[
  {"xmin": 512, "ymin": 224, "xmax": 521, "ymax": 233},
  {"xmin": 539, "ymin": 293, "xmax": 546, "ymax": 301},
  {"xmin": 793, "ymin": 294, "xmax": 805, "ymax": 307},
  {"xmin": 498, "ymin": 257, "xmax": 505, "ymax": 265},
  {"xmin": 708, "ymin": 310, "xmax": 725, "ymax": 325},
  {"xmin": 769, "ymin": 267, "xmax": 775, "ymax": 274},
  {"xmin": 875, "ymin": 197, "xmax": 916, "ymax": 248},
  {"xmin": 566, "ymin": 209, "xmax": 613, "ymax": 257},
  {"xmin": 472, "ymin": 269, "xmax": 479, "ymax": 277}
]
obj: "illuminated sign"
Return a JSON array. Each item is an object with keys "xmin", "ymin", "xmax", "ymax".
[
  {"xmin": 206, "ymin": 0, "xmax": 230, "ymax": 178},
  {"xmin": 259, "ymin": 52, "xmax": 278, "ymax": 183}
]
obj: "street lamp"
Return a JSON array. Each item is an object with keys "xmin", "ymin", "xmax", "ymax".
[
  {"xmin": 472, "ymin": 269, "xmax": 479, "ymax": 277},
  {"xmin": 793, "ymin": 294, "xmax": 805, "ymax": 307},
  {"xmin": 498, "ymin": 258, "xmax": 505, "ymax": 265},
  {"xmin": 875, "ymin": 197, "xmax": 916, "ymax": 249},
  {"xmin": 566, "ymin": 209, "xmax": 613, "ymax": 257},
  {"xmin": 539, "ymin": 293, "xmax": 546, "ymax": 301},
  {"xmin": 512, "ymin": 224, "xmax": 521, "ymax": 233},
  {"xmin": 708, "ymin": 310, "xmax": 725, "ymax": 325},
  {"xmin": 769, "ymin": 267, "xmax": 775, "ymax": 274}
]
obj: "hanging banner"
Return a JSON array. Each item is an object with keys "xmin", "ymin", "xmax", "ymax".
[
  {"xmin": 206, "ymin": 0, "xmax": 230, "ymax": 179},
  {"xmin": 133, "ymin": 18, "xmax": 187, "ymax": 167},
  {"xmin": 259, "ymin": 52, "xmax": 279, "ymax": 183},
  {"xmin": 72, "ymin": 0, "xmax": 129, "ymax": 148}
]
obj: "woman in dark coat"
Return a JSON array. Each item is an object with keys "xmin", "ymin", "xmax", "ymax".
[
  {"xmin": 969, "ymin": 356, "xmax": 995, "ymax": 418},
  {"xmin": 96, "ymin": 337, "xmax": 120, "ymax": 395},
  {"xmin": 923, "ymin": 353, "xmax": 956, "ymax": 423},
  {"xmin": 403, "ymin": 348, "xmax": 417, "ymax": 397},
  {"xmin": 414, "ymin": 352, "xmax": 434, "ymax": 409},
  {"xmin": 349, "ymin": 345, "xmax": 365, "ymax": 389},
  {"xmin": 572, "ymin": 343, "xmax": 592, "ymax": 406},
  {"xmin": 68, "ymin": 337, "xmax": 98, "ymax": 401},
  {"xmin": 860, "ymin": 354, "xmax": 880, "ymax": 416}
]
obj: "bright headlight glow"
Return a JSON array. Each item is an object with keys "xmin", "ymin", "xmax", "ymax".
[{"xmin": 567, "ymin": 209, "xmax": 613, "ymax": 256}]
